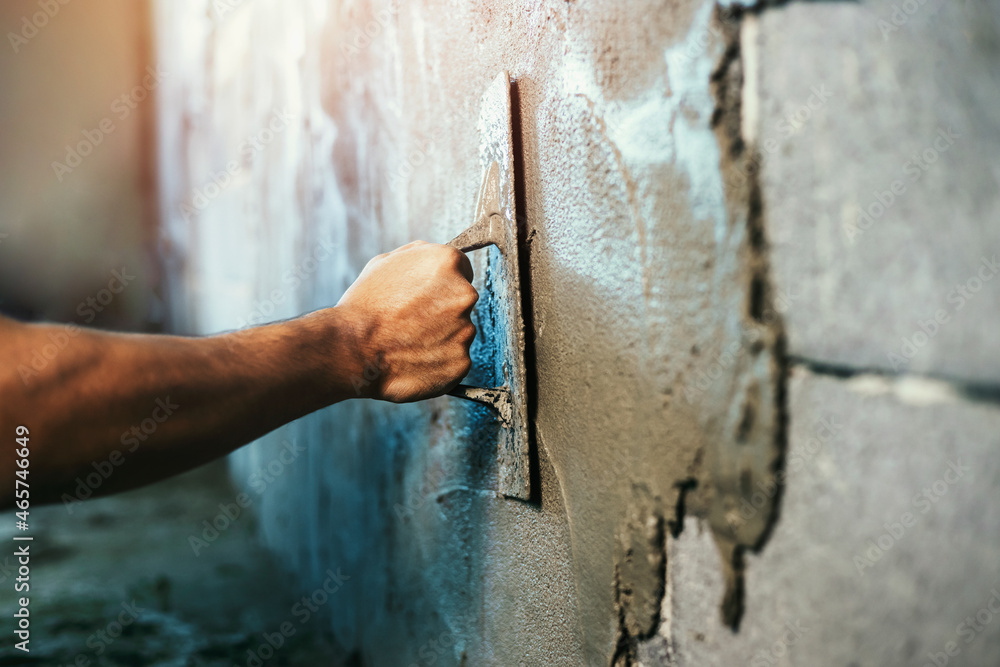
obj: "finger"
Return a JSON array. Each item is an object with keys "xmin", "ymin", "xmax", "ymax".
[
  {"xmin": 461, "ymin": 322, "xmax": 477, "ymax": 350},
  {"xmin": 451, "ymin": 248, "xmax": 474, "ymax": 283},
  {"xmin": 458, "ymin": 285, "xmax": 479, "ymax": 316},
  {"xmin": 442, "ymin": 356, "xmax": 473, "ymax": 394}
]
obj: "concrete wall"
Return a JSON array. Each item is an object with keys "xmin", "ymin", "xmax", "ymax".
[{"xmin": 155, "ymin": 0, "xmax": 1000, "ymax": 665}]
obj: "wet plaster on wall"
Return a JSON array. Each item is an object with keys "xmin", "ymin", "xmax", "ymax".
[
  {"xmin": 603, "ymin": 4, "xmax": 792, "ymax": 661},
  {"xmin": 658, "ymin": 2, "xmax": 1000, "ymax": 664},
  {"xmin": 699, "ymin": 3, "xmax": 789, "ymax": 632},
  {"xmin": 532, "ymin": 0, "xmax": 756, "ymax": 660},
  {"xmin": 157, "ymin": 0, "xmax": 799, "ymax": 664}
]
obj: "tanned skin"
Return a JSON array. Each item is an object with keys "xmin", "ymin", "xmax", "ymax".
[{"xmin": 0, "ymin": 241, "xmax": 478, "ymax": 508}]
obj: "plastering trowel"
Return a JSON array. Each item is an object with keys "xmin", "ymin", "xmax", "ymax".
[{"xmin": 444, "ymin": 71, "xmax": 531, "ymax": 501}]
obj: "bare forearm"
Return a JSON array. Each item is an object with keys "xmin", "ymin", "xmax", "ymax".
[
  {"xmin": 0, "ymin": 309, "xmax": 363, "ymax": 505},
  {"xmin": 0, "ymin": 241, "xmax": 478, "ymax": 508}
]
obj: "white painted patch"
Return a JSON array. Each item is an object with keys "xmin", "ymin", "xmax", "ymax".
[
  {"xmin": 893, "ymin": 376, "xmax": 960, "ymax": 406},
  {"xmin": 561, "ymin": 0, "xmax": 728, "ymax": 242},
  {"xmin": 845, "ymin": 372, "xmax": 960, "ymax": 406},
  {"xmin": 661, "ymin": 1, "xmax": 728, "ymax": 244},
  {"xmin": 844, "ymin": 374, "xmax": 893, "ymax": 396}
]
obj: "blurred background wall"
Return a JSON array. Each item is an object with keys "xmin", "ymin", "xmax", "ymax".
[
  {"xmin": 0, "ymin": 0, "xmax": 162, "ymax": 329},
  {"xmin": 0, "ymin": 6, "xmax": 346, "ymax": 667}
]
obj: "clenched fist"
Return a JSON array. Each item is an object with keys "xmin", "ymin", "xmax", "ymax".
[{"xmin": 335, "ymin": 241, "xmax": 479, "ymax": 402}]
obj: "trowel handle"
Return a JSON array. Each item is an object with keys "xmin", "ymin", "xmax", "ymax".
[
  {"xmin": 447, "ymin": 159, "xmax": 506, "ymax": 253},
  {"xmin": 446, "ymin": 384, "xmax": 512, "ymax": 428},
  {"xmin": 444, "ymin": 218, "xmax": 512, "ymax": 427},
  {"xmin": 446, "ymin": 213, "xmax": 507, "ymax": 255}
]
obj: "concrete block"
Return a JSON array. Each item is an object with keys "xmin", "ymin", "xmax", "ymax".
[
  {"xmin": 751, "ymin": 2, "xmax": 1000, "ymax": 384},
  {"xmin": 668, "ymin": 367, "xmax": 1000, "ymax": 665}
]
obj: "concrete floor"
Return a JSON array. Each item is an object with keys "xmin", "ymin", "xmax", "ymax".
[{"xmin": 0, "ymin": 460, "xmax": 347, "ymax": 666}]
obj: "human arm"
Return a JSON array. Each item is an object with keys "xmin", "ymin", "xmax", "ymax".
[{"xmin": 0, "ymin": 241, "xmax": 478, "ymax": 506}]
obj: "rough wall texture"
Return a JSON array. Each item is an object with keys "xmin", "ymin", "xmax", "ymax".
[{"xmin": 155, "ymin": 0, "xmax": 1000, "ymax": 665}]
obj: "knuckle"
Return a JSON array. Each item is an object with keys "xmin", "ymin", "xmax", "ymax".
[{"xmin": 447, "ymin": 246, "xmax": 469, "ymax": 265}]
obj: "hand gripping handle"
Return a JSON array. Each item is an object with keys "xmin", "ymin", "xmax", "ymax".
[{"xmin": 445, "ymin": 162, "xmax": 514, "ymax": 427}]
